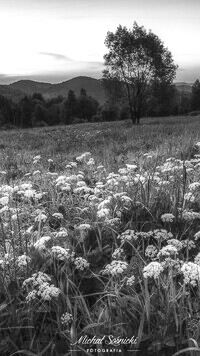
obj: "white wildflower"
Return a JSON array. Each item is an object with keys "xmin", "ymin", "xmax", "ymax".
[
  {"xmin": 145, "ymin": 245, "xmax": 158, "ymax": 259},
  {"xmin": 182, "ymin": 239, "xmax": 196, "ymax": 250},
  {"xmin": 112, "ymin": 248, "xmax": 124, "ymax": 260},
  {"xmin": 74, "ymin": 257, "xmax": 89, "ymax": 270},
  {"xmin": 61, "ymin": 312, "xmax": 73, "ymax": 326},
  {"xmin": 102, "ymin": 260, "xmax": 128, "ymax": 276},
  {"xmin": 143, "ymin": 262, "xmax": 164, "ymax": 279},
  {"xmin": 157, "ymin": 245, "xmax": 178, "ymax": 258},
  {"xmin": 17, "ymin": 254, "xmax": 31, "ymax": 269},
  {"xmin": 126, "ymin": 275, "xmax": 135, "ymax": 286},
  {"xmin": 97, "ymin": 208, "xmax": 110, "ymax": 219},
  {"xmin": 51, "ymin": 246, "xmax": 71, "ymax": 261},
  {"xmin": 52, "ymin": 213, "xmax": 63, "ymax": 219},
  {"xmin": 55, "ymin": 228, "xmax": 68, "ymax": 238},
  {"xmin": 181, "ymin": 262, "xmax": 200, "ymax": 286},
  {"xmin": 161, "ymin": 213, "xmax": 175, "ymax": 223},
  {"xmin": 118, "ymin": 230, "xmax": 137, "ymax": 242},
  {"xmin": 167, "ymin": 239, "xmax": 183, "ymax": 251}
]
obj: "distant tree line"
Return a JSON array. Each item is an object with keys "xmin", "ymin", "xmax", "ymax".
[
  {"xmin": 102, "ymin": 78, "xmax": 200, "ymax": 120},
  {"xmin": 0, "ymin": 89, "xmax": 101, "ymax": 129},
  {"xmin": 0, "ymin": 80, "xmax": 200, "ymax": 129}
]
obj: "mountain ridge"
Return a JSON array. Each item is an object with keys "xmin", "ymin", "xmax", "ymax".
[{"xmin": 0, "ymin": 76, "xmax": 193, "ymax": 103}]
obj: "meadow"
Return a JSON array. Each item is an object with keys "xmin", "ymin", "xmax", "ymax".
[{"xmin": 1, "ymin": 115, "xmax": 200, "ymax": 355}]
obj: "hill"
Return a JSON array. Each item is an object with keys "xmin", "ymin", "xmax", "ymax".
[
  {"xmin": 43, "ymin": 76, "xmax": 106, "ymax": 103},
  {"xmin": 7, "ymin": 76, "xmax": 106, "ymax": 104},
  {"xmin": 0, "ymin": 77, "xmax": 193, "ymax": 104},
  {"xmin": 10, "ymin": 80, "xmax": 52, "ymax": 95}
]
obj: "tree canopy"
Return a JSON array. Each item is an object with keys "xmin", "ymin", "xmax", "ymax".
[{"xmin": 103, "ymin": 22, "xmax": 178, "ymax": 123}]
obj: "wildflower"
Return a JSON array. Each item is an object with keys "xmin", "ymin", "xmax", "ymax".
[
  {"xmin": 126, "ymin": 275, "xmax": 135, "ymax": 286},
  {"xmin": 17, "ymin": 254, "xmax": 31, "ymax": 269},
  {"xmin": 145, "ymin": 245, "xmax": 158, "ymax": 259},
  {"xmin": 55, "ymin": 228, "xmax": 68, "ymax": 238},
  {"xmin": 24, "ymin": 189, "xmax": 36, "ymax": 198},
  {"xmin": 161, "ymin": 257, "xmax": 183, "ymax": 273},
  {"xmin": 126, "ymin": 164, "xmax": 137, "ymax": 172},
  {"xmin": 87, "ymin": 158, "xmax": 95, "ymax": 166},
  {"xmin": 112, "ymin": 248, "xmax": 125, "ymax": 260},
  {"xmin": 51, "ymin": 246, "xmax": 71, "ymax": 261},
  {"xmin": 102, "ymin": 260, "xmax": 128, "ymax": 276},
  {"xmin": 105, "ymin": 217, "xmax": 121, "ymax": 228},
  {"xmin": 189, "ymin": 182, "xmax": 200, "ymax": 191},
  {"xmin": 76, "ymin": 223, "xmax": 91, "ymax": 231},
  {"xmin": 167, "ymin": 239, "xmax": 183, "ymax": 251},
  {"xmin": 161, "ymin": 213, "xmax": 175, "ymax": 223},
  {"xmin": 157, "ymin": 245, "xmax": 178, "ymax": 258},
  {"xmin": 182, "ymin": 239, "xmax": 196, "ymax": 250},
  {"xmin": 143, "ymin": 262, "xmax": 164, "ymax": 279},
  {"xmin": 184, "ymin": 193, "xmax": 195, "ymax": 202},
  {"xmin": 182, "ymin": 210, "xmax": 200, "ymax": 221},
  {"xmin": 0, "ymin": 196, "xmax": 9, "ymax": 206},
  {"xmin": 153, "ymin": 229, "xmax": 173, "ymax": 241},
  {"xmin": 33, "ymin": 155, "xmax": 41, "ymax": 161},
  {"xmin": 52, "ymin": 213, "xmax": 63, "ymax": 219},
  {"xmin": 61, "ymin": 312, "xmax": 73, "ymax": 326},
  {"xmin": 97, "ymin": 208, "xmax": 110, "ymax": 219},
  {"xmin": 117, "ymin": 230, "xmax": 137, "ymax": 243},
  {"xmin": 181, "ymin": 262, "xmax": 200, "ymax": 286},
  {"xmin": 74, "ymin": 257, "xmax": 89, "ymax": 270},
  {"xmin": 34, "ymin": 236, "xmax": 52, "ymax": 251},
  {"xmin": 23, "ymin": 272, "xmax": 61, "ymax": 302}
]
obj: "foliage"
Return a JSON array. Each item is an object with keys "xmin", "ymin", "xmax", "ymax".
[
  {"xmin": 103, "ymin": 22, "xmax": 177, "ymax": 123},
  {"xmin": 0, "ymin": 89, "xmax": 100, "ymax": 129},
  {"xmin": 191, "ymin": 79, "xmax": 200, "ymax": 111}
]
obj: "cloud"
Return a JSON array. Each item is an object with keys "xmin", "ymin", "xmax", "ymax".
[{"xmin": 39, "ymin": 52, "xmax": 74, "ymax": 62}]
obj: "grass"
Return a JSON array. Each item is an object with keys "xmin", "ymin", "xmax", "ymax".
[
  {"xmin": 0, "ymin": 115, "xmax": 200, "ymax": 173},
  {"xmin": 0, "ymin": 115, "xmax": 200, "ymax": 355}
]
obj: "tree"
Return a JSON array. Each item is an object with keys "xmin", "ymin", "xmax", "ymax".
[
  {"xmin": 80, "ymin": 88, "xmax": 87, "ymax": 96},
  {"xmin": 61, "ymin": 90, "xmax": 77, "ymax": 124},
  {"xmin": 147, "ymin": 81, "xmax": 177, "ymax": 116},
  {"xmin": 103, "ymin": 22, "xmax": 177, "ymax": 124},
  {"xmin": 191, "ymin": 79, "xmax": 200, "ymax": 111},
  {"xmin": 19, "ymin": 96, "xmax": 33, "ymax": 127},
  {"xmin": 77, "ymin": 95, "xmax": 99, "ymax": 121}
]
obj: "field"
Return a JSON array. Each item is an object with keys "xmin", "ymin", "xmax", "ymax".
[{"xmin": 1, "ymin": 115, "xmax": 200, "ymax": 355}]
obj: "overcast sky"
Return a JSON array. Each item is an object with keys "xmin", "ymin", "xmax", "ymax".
[{"xmin": 0, "ymin": 0, "xmax": 199, "ymax": 84}]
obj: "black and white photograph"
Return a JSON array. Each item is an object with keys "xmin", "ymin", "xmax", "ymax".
[{"xmin": 0, "ymin": 0, "xmax": 200, "ymax": 355}]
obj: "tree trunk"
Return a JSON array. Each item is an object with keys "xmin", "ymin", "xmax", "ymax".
[
  {"xmin": 130, "ymin": 107, "xmax": 136, "ymax": 124},
  {"xmin": 136, "ymin": 115, "xmax": 140, "ymax": 124}
]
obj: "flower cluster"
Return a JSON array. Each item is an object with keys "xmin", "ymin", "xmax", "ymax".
[
  {"xmin": 181, "ymin": 262, "xmax": 200, "ymax": 286},
  {"xmin": 61, "ymin": 312, "xmax": 73, "ymax": 326},
  {"xmin": 23, "ymin": 272, "xmax": 61, "ymax": 302},
  {"xmin": 102, "ymin": 260, "xmax": 128, "ymax": 276},
  {"xmin": 143, "ymin": 262, "xmax": 164, "ymax": 279},
  {"xmin": 74, "ymin": 257, "xmax": 89, "ymax": 271},
  {"xmin": 51, "ymin": 246, "xmax": 71, "ymax": 261}
]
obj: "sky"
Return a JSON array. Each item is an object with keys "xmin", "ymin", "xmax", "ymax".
[{"xmin": 0, "ymin": 0, "xmax": 200, "ymax": 84}]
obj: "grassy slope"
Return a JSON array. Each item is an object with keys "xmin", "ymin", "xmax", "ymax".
[{"xmin": 0, "ymin": 115, "xmax": 200, "ymax": 175}]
